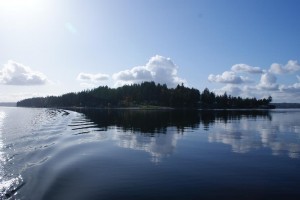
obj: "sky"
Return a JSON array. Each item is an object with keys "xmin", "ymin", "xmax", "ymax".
[{"xmin": 0, "ymin": 0, "xmax": 300, "ymax": 103}]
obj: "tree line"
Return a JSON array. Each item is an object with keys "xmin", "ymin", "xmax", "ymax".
[{"xmin": 16, "ymin": 81, "xmax": 274, "ymax": 109}]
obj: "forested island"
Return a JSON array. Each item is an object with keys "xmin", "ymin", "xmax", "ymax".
[{"xmin": 17, "ymin": 81, "xmax": 274, "ymax": 109}]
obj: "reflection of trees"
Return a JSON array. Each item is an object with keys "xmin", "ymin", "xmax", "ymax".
[
  {"xmin": 70, "ymin": 109, "xmax": 300, "ymax": 160},
  {"xmin": 68, "ymin": 109, "xmax": 198, "ymax": 163},
  {"xmin": 69, "ymin": 108, "xmax": 271, "ymax": 132},
  {"xmin": 68, "ymin": 108, "xmax": 283, "ymax": 162},
  {"xmin": 199, "ymin": 110, "xmax": 271, "ymax": 130},
  {"xmin": 69, "ymin": 109, "xmax": 201, "ymax": 134}
]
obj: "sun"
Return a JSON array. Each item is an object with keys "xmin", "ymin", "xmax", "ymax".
[
  {"xmin": 0, "ymin": 0, "xmax": 49, "ymax": 23},
  {"xmin": 0, "ymin": 0, "xmax": 41, "ymax": 12}
]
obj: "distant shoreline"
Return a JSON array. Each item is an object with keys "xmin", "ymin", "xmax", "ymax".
[
  {"xmin": 271, "ymin": 103, "xmax": 300, "ymax": 109},
  {"xmin": 0, "ymin": 102, "xmax": 16, "ymax": 107}
]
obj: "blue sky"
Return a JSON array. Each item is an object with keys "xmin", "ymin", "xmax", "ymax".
[{"xmin": 0, "ymin": 0, "xmax": 300, "ymax": 102}]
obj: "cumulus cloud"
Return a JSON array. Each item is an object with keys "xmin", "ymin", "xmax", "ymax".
[
  {"xmin": 213, "ymin": 84, "xmax": 243, "ymax": 96},
  {"xmin": 279, "ymin": 75, "xmax": 300, "ymax": 93},
  {"xmin": 0, "ymin": 60, "xmax": 47, "ymax": 85},
  {"xmin": 77, "ymin": 73, "xmax": 109, "ymax": 82},
  {"xmin": 257, "ymin": 73, "xmax": 278, "ymax": 91},
  {"xmin": 208, "ymin": 71, "xmax": 251, "ymax": 84},
  {"xmin": 77, "ymin": 72, "xmax": 109, "ymax": 89},
  {"xmin": 269, "ymin": 63, "xmax": 284, "ymax": 74},
  {"xmin": 280, "ymin": 83, "xmax": 300, "ymax": 93},
  {"xmin": 113, "ymin": 66, "xmax": 152, "ymax": 82},
  {"xmin": 284, "ymin": 60, "xmax": 300, "ymax": 72},
  {"xmin": 269, "ymin": 60, "xmax": 300, "ymax": 74},
  {"xmin": 231, "ymin": 64, "xmax": 263, "ymax": 74},
  {"xmin": 207, "ymin": 59, "xmax": 300, "ymax": 102},
  {"xmin": 113, "ymin": 55, "xmax": 186, "ymax": 87}
]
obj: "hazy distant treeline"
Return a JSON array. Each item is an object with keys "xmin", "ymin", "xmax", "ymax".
[{"xmin": 17, "ymin": 81, "xmax": 273, "ymax": 109}]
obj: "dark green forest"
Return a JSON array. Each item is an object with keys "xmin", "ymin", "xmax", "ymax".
[{"xmin": 17, "ymin": 81, "xmax": 274, "ymax": 109}]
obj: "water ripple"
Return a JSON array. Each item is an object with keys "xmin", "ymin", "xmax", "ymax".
[
  {"xmin": 0, "ymin": 176, "xmax": 24, "ymax": 199},
  {"xmin": 0, "ymin": 108, "xmax": 74, "ymax": 199}
]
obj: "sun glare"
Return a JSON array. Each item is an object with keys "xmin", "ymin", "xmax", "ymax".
[
  {"xmin": 0, "ymin": 0, "xmax": 51, "ymax": 25},
  {"xmin": 0, "ymin": 0, "xmax": 41, "ymax": 12}
]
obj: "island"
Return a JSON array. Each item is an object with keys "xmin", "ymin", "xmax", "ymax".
[{"xmin": 17, "ymin": 81, "xmax": 274, "ymax": 109}]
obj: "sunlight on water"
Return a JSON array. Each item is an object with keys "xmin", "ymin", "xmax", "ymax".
[
  {"xmin": 0, "ymin": 111, "xmax": 9, "ymax": 198},
  {"xmin": 0, "ymin": 111, "xmax": 5, "ymax": 181},
  {"xmin": 0, "ymin": 111, "xmax": 24, "ymax": 199},
  {"xmin": 0, "ymin": 176, "xmax": 23, "ymax": 199}
]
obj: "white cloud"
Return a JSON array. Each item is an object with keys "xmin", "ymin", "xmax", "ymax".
[
  {"xmin": 208, "ymin": 71, "xmax": 251, "ymax": 84},
  {"xmin": 285, "ymin": 60, "xmax": 300, "ymax": 72},
  {"xmin": 79, "ymin": 82, "xmax": 97, "ymax": 89},
  {"xmin": 113, "ymin": 55, "xmax": 186, "ymax": 87},
  {"xmin": 213, "ymin": 84, "xmax": 243, "ymax": 96},
  {"xmin": 279, "ymin": 76, "xmax": 300, "ymax": 93},
  {"xmin": 269, "ymin": 63, "xmax": 284, "ymax": 74},
  {"xmin": 257, "ymin": 73, "xmax": 278, "ymax": 91},
  {"xmin": 0, "ymin": 60, "xmax": 47, "ymax": 85},
  {"xmin": 280, "ymin": 83, "xmax": 300, "ymax": 93},
  {"xmin": 208, "ymin": 59, "xmax": 300, "ymax": 102},
  {"xmin": 113, "ymin": 66, "xmax": 152, "ymax": 82},
  {"xmin": 269, "ymin": 60, "xmax": 300, "ymax": 74},
  {"xmin": 231, "ymin": 64, "xmax": 263, "ymax": 74},
  {"xmin": 77, "ymin": 73, "xmax": 109, "ymax": 82},
  {"xmin": 213, "ymin": 84, "xmax": 265, "ymax": 99}
]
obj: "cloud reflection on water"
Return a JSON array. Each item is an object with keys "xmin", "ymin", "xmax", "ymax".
[
  {"xmin": 72, "ymin": 109, "xmax": 300, "ymax": 161},
  {"xmin": 69, "ymin": 109, "xmax": 198, "ymax": 163},
  {"xmin": 208, "ymin": 111, "xmax": 300, "ymax": 158},
  {"xmin": 112, "ymin": 127, "xmax": 182, "ymax": 163}
]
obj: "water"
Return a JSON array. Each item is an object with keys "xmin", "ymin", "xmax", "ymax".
[{"xmin": 0, "ymin": 107, "xmax": 300, "ymax": 200}]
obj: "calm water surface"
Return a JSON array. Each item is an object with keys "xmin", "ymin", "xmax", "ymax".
[{"xmin": 0, "ymin": 107, "xmax": 300, "ymax": 199}]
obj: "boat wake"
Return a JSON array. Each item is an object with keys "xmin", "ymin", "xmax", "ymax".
[{"xmin": 0, "ymin": 176, "xmax": 24, "ymax": 199}]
